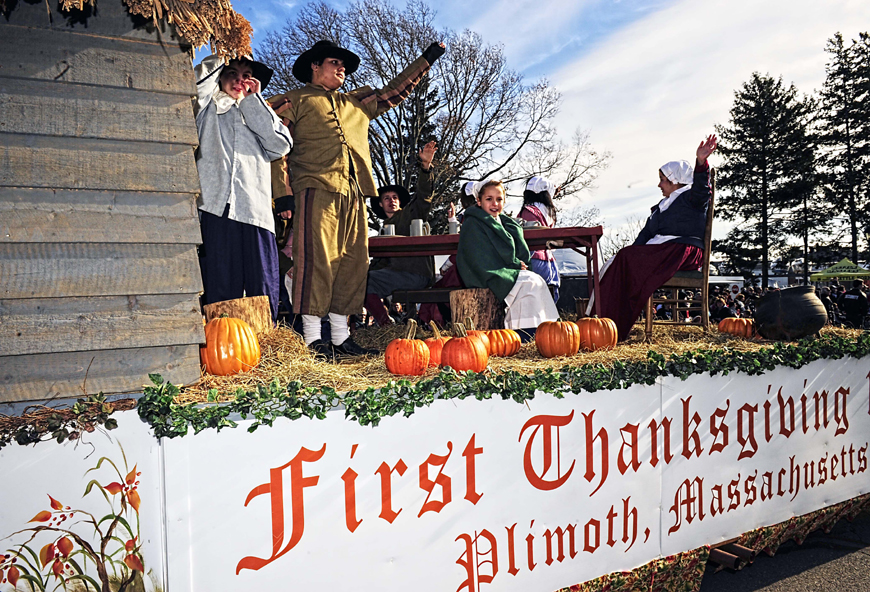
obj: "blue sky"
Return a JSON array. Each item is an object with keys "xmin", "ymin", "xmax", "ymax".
[{"xmin": 223, "ymin": 0, "xmax": 870, "ymax": 240}]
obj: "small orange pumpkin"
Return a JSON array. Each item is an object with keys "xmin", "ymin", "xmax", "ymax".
[
  {"xmin": 487, "ymin": 328, "xmax": 521, "ymax": 357},
  {"xmin": 424, "ymin": 321, "xmax": 450, "ymax": 367},
  {"xmin": 535, "ymin": 320, "xmax": 581, "ymax": 358},
  {"xmin": 441, "ymin": 323, "xmax": 489, "ymax": 372},
  {"xmin": 200, "ymin": 315, "xmax": 261, "ymax": 376},
  {"xmin": 718, "ymin": 317, "xmax": 755, "ymax": 338},
  {"xmin": 576, "ymin": 316, "xmax": 618, "ymax": 351},
  {"xmin": 464, "ymin": 317, "xmax": 492, "ymax": 354},
  {"xmin": 385, "ymin": 319, "xmax": 430, "ymax": 375}
]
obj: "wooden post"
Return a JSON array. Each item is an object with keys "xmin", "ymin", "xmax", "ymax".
[
  {"xmin": 203, "ymin": 296, "xmax": 274, "ymax": 334},
  {"xmin": 449, "ymin": 288, "xmax": 505, "ymax": 330}
]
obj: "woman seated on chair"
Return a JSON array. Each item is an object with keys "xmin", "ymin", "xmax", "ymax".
[
  {"xmin": 457, "ymin": 179, "xmax": 560, "ymax": 333},
  {"xmin": 593, "ymin": 134, "xmax": 717, "ymax": 341}
]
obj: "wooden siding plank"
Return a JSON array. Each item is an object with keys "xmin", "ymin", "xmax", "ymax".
[
  {"xmin": 0, "ymin": 0, "xmax": 187, "ymax": 43},
  {"xmin": 0, "ymin": 133, "xmax": 200, "ymax": 193},
  {"xmin": 0, "ymin": 293, "xmax": 206, "ymax": 356},
  {"xmin": 0, "ymin": 188, "xmax": 202, "ymax": 244},
  {"xmin": 0, "ymin": 25, "xmax": 194, "ymax": 95},
  {"xmin": 0, "ymin": 345, "xmax": 202, "ymax": 403},
  {"xmin": 0, "ymin": 77, "xmax": 199, "ymax": 145},
  {"xmin": 0, "ymin": 243, "xmax": 203, "ymax": 299}
]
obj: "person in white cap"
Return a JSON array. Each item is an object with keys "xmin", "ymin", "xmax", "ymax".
[
  {"xmin": 590, "ymin": 134, "xmax": 717, "ymax": 341},
  {"xmin": 517, "ymin": 176, "xmax": 561, "ymax": 303}
]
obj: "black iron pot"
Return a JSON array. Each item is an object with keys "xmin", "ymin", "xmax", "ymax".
[{"xmin": 754, "ymin": 285, "xmax": 827, "ymax": 341}]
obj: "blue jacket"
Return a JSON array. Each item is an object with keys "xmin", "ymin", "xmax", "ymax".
[{"xmin": 634, "ymin": 161, "xmax": 711, "ymax": 249}]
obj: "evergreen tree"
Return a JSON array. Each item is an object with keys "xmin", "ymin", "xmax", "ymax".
[
  {"xmin": 715, "ymin": 73, "xmax": 816, "ymax": 286},
  {"xmin": 817, "ymin": 32, "xmax": 870, "ymax": 264}
]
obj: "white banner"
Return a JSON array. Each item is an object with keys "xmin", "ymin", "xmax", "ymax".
[{"xmin": 1, "ymin": 357, "xmax": 868, "ymax": 592}]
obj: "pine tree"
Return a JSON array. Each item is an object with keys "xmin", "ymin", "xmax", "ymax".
[
  {"xmin": 817, "ymin": 32, "xmax": 870, "ymax": 264},
  {"xmin": 715, "ymin": 74, "xmax": 816, "ymax": 286}
]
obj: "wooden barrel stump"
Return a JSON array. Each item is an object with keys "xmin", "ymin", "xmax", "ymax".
[
  {"xmin": 449, "ymin": 288, "xmax": 505, "ymax": 330},
  {"xmin": 203, "ymin": 296, "xmax": 274, "ymax": 334}
]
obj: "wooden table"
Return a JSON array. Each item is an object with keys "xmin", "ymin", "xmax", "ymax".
[{"xmin": 368, "ymin": 226, "xmax": 604, "ymax": 316}]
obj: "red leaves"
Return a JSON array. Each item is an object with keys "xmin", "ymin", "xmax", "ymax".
[
  {"xmin": 51, "ymin": 558, "xmax": 64, "ymax": 577},
  {"xmin": 30, "ymin": 510, "xmax": 52, "ymax": 523},
  {"xmin": 104, "ymin": 482, "xmax": 124, "ymax": 495},
  {"xmin": 125, "ymin": 465, "xmax": 138, "ymax": 486},
  {"xmin": 7, "ymin": 565, "xmax": 19, "ymax": 587},
  {"xmin": 124, "ymin": 554, "xmax": 144, "ymax": 572},
  {"xmin": 125, "ymin": 537, "xmax": 137, "ymax": 552},
  {"xmin": 48, "ymin": 495, "xmax": 64, "ymax": 511},
  {"xmin": 56, "ymin": 537, "xmax": 74, "ymax": 558},
  {"xmin": 39, "ymin": 543, "xmax": 55, "ymax": 567},
  {"xmin": 127, "ymin": 490, "xmax": 141, "ymax": 513}
]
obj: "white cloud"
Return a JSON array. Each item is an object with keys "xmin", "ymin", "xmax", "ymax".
[{"xmin": 550, "ymin": 0, "xmax": 870, "ymax": 239}]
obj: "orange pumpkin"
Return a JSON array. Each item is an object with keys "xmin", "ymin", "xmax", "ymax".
[
  {"xmin": 385, "ymin": 319, "xmax": 430, "ymax": 375},
  {"xmin": 535, "ymin": 320, "xmax": 581, "ymax": 358},
  {"xmin": 487, "ymin": 328, "xmax": 521, "ymax": 357},
  {"xmin": 576, "ymin": 316, "xmax": 618, "ymax": 351},
  {"xmin": 441, "ymin": 323, "xmax": 489, "ymax": 372},
  {"xmin": 424, "ymin": 321, "xmax": 450, "ymax": 367},
  {"xmin": 200, "ymin": 316, "xmax": 261, "ymax": 376},
  {"xmin": 464, "ymin": 317, "xmax": 492, "ymax": 354},
  {"xmin": 718, "ymin": 317, "xmax": 755, "ymax": 338}
]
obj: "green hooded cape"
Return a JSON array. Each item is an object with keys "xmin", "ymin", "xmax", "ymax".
[{"xmin": 456, "ymin": 205, "xmax": 531, "ymax": 301}]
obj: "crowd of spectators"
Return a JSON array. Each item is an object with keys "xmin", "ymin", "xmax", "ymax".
[{"xmin": 651, "ymin": 280, "xmax": 869, "ymax": 329}]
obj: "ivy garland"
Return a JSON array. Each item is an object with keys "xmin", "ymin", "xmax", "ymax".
[{"xmin": 137, "ymin": 332, "xmax": 870, "ymax": 440}]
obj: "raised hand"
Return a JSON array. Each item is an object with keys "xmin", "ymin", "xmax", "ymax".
[
  {"xmin": 447, "ymin": 201, "xmax": 456, "ymax": 219},
  {"xmin": 242, "ymin": 77, "xmax": 261, "ymax": 97},
  {"xmin": 696, "ymin": 134, "xmax": 717, "ymax": 164},
  {"xmin": 419, "ymin": 140, "xmax": 437, "ymax": 170}
]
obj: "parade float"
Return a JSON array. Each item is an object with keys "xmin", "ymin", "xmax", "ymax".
[{"xmin": 1, "ymin": 2, "xmax": 869, "ymax": 591}]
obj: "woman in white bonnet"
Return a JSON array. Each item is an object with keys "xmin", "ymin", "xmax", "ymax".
[{"xmin": 591, "ymin": 134, "xmax": 717, "ymax": 341}]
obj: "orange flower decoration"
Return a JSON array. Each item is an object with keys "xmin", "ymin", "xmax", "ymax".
[
  {"xmin": 48, "ymin": 495, "xmax": 64, "ymax": 511},
  {"xmin": 104, "ymin": 482, "xmax": 124, "ymax": 495},
  {"xmin": 125, "ymin": 466, "xmax": 138, "ymax": 486},
  {"xmin": 125, "ymin": 537, "xmax": 137, "ymax": 552},
  {"xmin": 39, "ymin": 543, "xmax": 55, "ymax": 567},
  {"xmin": 128, "ymin": 490, "xmax": 141, "ymax": 513},
  {"xmin": 30, "ymin": 511, "xmax": 52, "ymax": 523},
  {"xmin": 57, "ymin": 537, "xmax": 74, "ymax": 558},
  {"xmin": 124, "ymin": 554, "xmax": 144, "ymax": 572},
  {"xmin": 7, "ymin": 565, "xmax": 20, "ymax": 587},
  {"xmin": 51, "ymin": 558, "xmax": 64, "ymax": 577}
]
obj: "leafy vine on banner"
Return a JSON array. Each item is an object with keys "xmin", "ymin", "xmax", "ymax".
[
  {"xmin": 0, "ymin": 445, "xmax": 146, "ymax": 592},
  {"xmin": 136, "ymin": 332, "xmax": 870, "ymax": 439}
]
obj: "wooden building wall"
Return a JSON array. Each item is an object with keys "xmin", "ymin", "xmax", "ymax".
[{"xmin": 0, "ymin": 0, "xmax": 205, "ymax": 402}]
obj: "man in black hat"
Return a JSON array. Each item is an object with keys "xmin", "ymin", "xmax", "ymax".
[
  {"xmin": 364, "ymin": 141, "xmax": 438, "ymax": 326},
  {"xmin": 268, "ymin": 39, "xmax": 445, "ymax": 358}
]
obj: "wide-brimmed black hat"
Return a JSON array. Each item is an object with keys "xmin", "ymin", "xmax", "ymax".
[
  {"xmin": 229, "ymin": 57, "xmax": 274, "ymax": 91},
  {"xmin": 292, "ymin": 40, "xmax": 361, "ymax": 83},
  {"xmin": 370, "ymin": 185, "xmax": 411, "ymax": 219}
]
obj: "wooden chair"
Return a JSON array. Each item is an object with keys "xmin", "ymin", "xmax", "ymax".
[{"xmin": 644, "ymin": 169, "xmax": 715, "ymax": 340}]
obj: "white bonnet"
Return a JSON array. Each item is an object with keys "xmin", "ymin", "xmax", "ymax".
[
  {"xmin": 471, "ymin": 178, "xmax": 502, "ymax": 199},
  {"xmin": 525, "ymin": 175, "xmax": 556, "ymax": 199},
  {"xmin": 660, "ymin": 160, "xmax": 693, "ymax": 185}
]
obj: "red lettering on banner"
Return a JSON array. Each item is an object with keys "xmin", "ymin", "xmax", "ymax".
[
  {"xmin": 788, "ymin": 455, "xmax": 801, "ymax": 500},
  {"xmin": 776, "ymin": 468, "xmax": 786, "ymax": 497},
  {"xmin": 859, "ymin": 444, "xmax": 868, "ymax": 472},
  {"xmin": 667, "ymin": 477, "xmax": 704, "ymax": 534},
  {"xmin": 622, "ymin": 497, "xmax": 638, "ymax": 552},
  {"xmin": 418, "ymin": 442, "xmax": 453, "ymax": 517},
  {"xmin": 544, "ymin": 524, "xmax": 577, "ymax": 565},
  {"xmin": 584, "ymin": 410, "xmax": 609, "ymax": 496},
  {"xmin": 376, "ymin": 459, "xmax": 407, "ymax": 523},
  {"xmin": 849, "ymin": 445, "xmax": 856, "ymax": 474},
  {"xmin": 618, "ymin": 423, "xmax": 640, "ymax": 474},
  {"xmin": 526, "ymin": 520, "xmax": 536, "ymax": 571},
  {"xmin": 584, "ymin": 519, "xmax": 600, "ymax": 554},
  {"xmin": 737, "ymin": 403, "xmax": 758, "ymax": 460},
  {"xmin": 505, "ymin": 524, "xmax": 519, "ymax": 576},
  {"xmin": 830, "ymin": 453, "xmax": 839, "ymax": 481},
  {"xmin": 342, "ymin": 444, "xmax": 361, "ymax": 533},
  {"xmin": 727, "ymin": 475, "xmax": 741, "ymax": 511},
  {"xmin": 519, "ymin": 412, "xmax": 576, "ymax": 491},
  {"xmin": 710, "ymin": 484, "xmax": 723, "ymax": 516},
  {"xmin": 834, "ymin": 387, "xmax": 850, "ymax": 436},
  {"xmin": 744, "ymin": 470, "xmax": 757, "ymax": 505},
  {"xmin": 760, "ymin": 471, "xmax": 773, "ymax": 501},
  {"xmin": 801, "ymin": 393, "xmax": 810, "ymax": 433},
  {"xmin": 763, "ymin": 397, "xmax": 772, "ymax": 442},
  {"xmin": 813, "ymin": 390, "xmax": 830, "ymax": 431},
  {"xmin": 804, "ymin": 461, "xmax": 816, "ymax": 488},
  {"xmin": 681, "ymin": 397, "xmax": 703, "ymax": 459},
  {"xmin": 818, "ymin": 453, "xmax": 828, "ymax": 484},
  {"xmin": 455, "ymin": 530, "xmax": 498, "ymax": 592},
  {"xmin": 648, "ymin": 417, "xmax": 673, "ymax": 468},
  {"xmin": 462, "ymin": 434, "xmax": 484, "ymax": 505},
  {"xmin": 778, "ymin": 388, "xmax": 795, "ymax": 437},
  {"xmin": 236, "ymin": 444, "xmax": 326, "ymax": 574},
  {"xmin": 606, "ymin": 505, "xmax": 617, "ymax": 548},
  {"xmin": 709, "ymin": 400, "xmax": 730, "ymax": 455}
]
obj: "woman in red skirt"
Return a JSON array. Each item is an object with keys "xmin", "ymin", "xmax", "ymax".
[{"xmin": 591, "ymin": 134, "xmax": 718, "ymax": 341}]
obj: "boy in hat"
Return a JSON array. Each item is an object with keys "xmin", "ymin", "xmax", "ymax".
[
  {"xmin": 194, "ymin": 55, "xmax": 292, "ymax": 323},
  {"xmin": 269, "ymin": 40, "xmax": 445, "ymax": 357},
  {"xmin": 364, "ymin": 141, "xmax": 438, "ymax": 326}
]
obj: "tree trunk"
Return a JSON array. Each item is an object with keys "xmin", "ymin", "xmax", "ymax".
[
  {"xmin": 449, "ymin": 289, "xmax": 505, "ymax": 330},
  {"xmin": 203, "ymin": 296, "xmax": 274, "ymax": 334}
]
